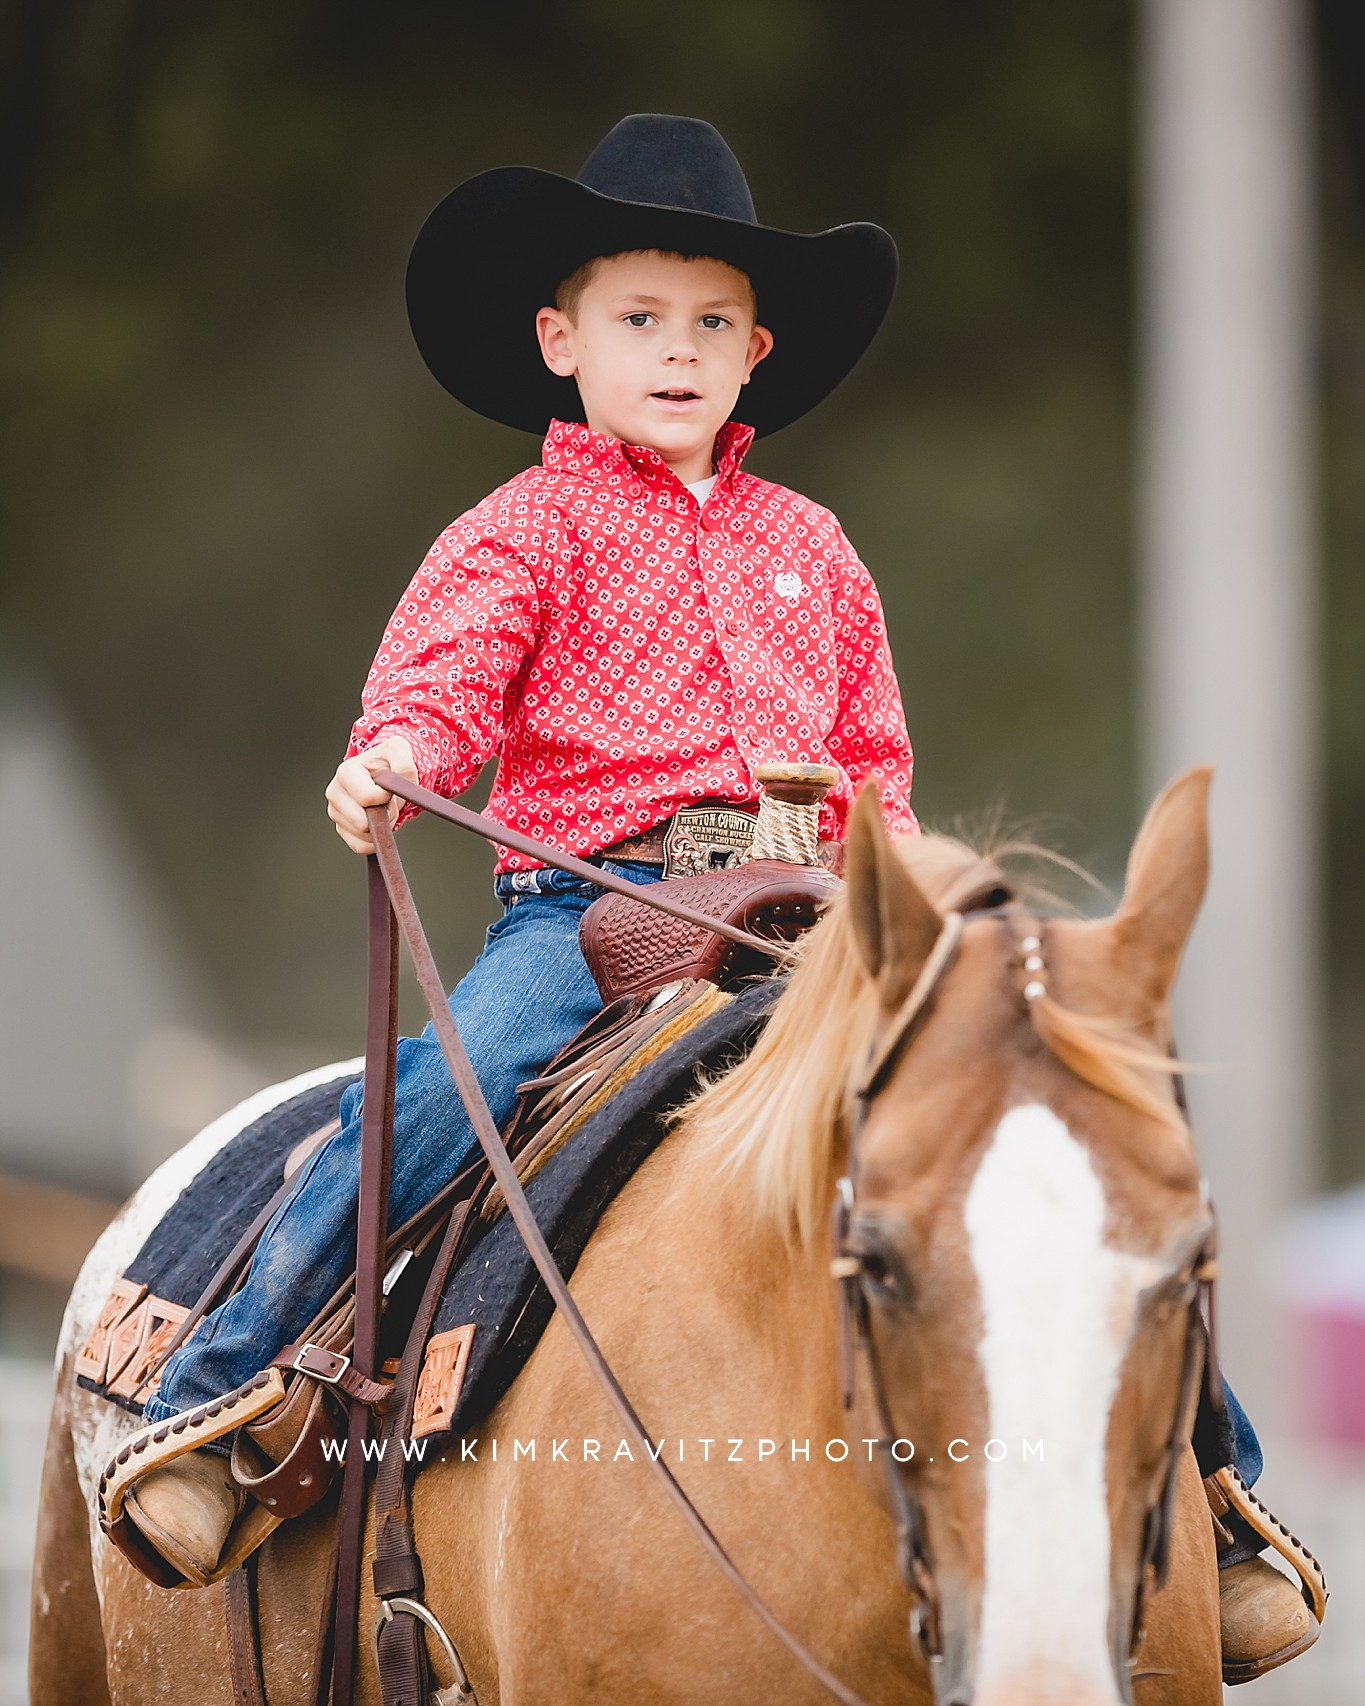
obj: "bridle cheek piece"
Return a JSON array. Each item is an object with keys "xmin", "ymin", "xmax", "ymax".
[
  {"xmin": 826, "ymin": 906, "xmax": 970, "ymax": 1666},
  {"xmin": 829, "ymin": 1162, "xmax": 943, "ymax": 1664},
  {"xmin": 828, "ymin": 906, "xmax": 1223, "ymax": 1670}
]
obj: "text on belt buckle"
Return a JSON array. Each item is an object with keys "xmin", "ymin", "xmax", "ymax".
[
  {"xmin": 661, "ymin": 806, "xmax": 755, "ymax": 878},
  {"xmin": 292, "ymin": 1342, "xmax": 350, "ymax": 1384}
]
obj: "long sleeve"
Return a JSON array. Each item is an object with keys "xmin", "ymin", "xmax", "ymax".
[
  {"xmin": 825, "ymin": 526, "xmax": 918, "ymax": 835},
  {"xmin": 346, "ymin": 493, "xmax": 542, "ymax": 824}
]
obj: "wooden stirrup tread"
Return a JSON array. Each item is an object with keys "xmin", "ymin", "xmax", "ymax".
[
  {"xmin": 1211, "ymin": 1465, "xmax": 1328, "ymax": 1622},
  {"xmin": 97, "ymin": 1367, "xmax": 287, "ymax": 1590}
]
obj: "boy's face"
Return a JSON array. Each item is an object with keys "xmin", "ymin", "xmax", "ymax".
[{"xmin": 535, "ymin": 251, "xmax": 774, "ymax": 479}]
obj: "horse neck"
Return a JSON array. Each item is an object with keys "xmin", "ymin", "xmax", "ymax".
[{"xmin": 663, "ymin": 1107, "xmax": 843, "ymax": 1424}]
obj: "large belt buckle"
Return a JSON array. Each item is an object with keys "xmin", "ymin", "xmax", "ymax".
[
  {"xmin": 291, "ymin": 1342, "xmax": 350, "ymax": 1384},
  {"xmin": 661, "ymin": 806, "xmax": 755, "ymax": 878}
]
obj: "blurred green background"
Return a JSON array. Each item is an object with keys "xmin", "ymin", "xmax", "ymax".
[{"xmin": 2, "ymin": 0, "xmax": 1362, "ymax": 1180}]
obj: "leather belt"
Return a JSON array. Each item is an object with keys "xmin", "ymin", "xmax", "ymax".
[{"xmin": 600, "ymin": 801, "xmax": 843, "ymax": 877}]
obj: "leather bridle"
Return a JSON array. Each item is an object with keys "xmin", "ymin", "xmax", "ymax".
[
  {"xmin": 827, "ymin": 908, "xmax": 969, "ymax": 1666},
  {"xmin": 826, "ymin": 904, "xmax": 1223, "ymax": 1671}
]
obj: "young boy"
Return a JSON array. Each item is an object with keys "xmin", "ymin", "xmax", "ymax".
[
  {"xmin": 115, "ymin": 114, "xmax": 1315, "ymax": 1678},
  {"xmin": 119, "ymin": 109, "xmax": 911, "ymax": 1572}
]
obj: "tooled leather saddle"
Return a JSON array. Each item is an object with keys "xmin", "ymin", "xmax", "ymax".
[{"xmin": 579, "ymin": 856, "xmax": 840, "ymax": 1003}]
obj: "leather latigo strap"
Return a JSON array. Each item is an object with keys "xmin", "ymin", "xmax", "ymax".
[
  {"xmin": 269, "ymin": 1341, "xmax": 393, "ymax": 1407},
  {"xmin": 322, "ymin": 860, "xmax": 401, "ymax": 1706},
  {"xmin": 370, "ymin": 1170, "xmax": 500, "ymax": 1702},
  {"xmin": 301, "ymin": 866, "xmax": 521, "ymax": 1706},
  {"xmin": 226, "ymin": 1556, "xmax": 268, "ymax": 1706}
]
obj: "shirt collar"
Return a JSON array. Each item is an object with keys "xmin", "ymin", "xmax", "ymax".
[{"xmin": 541, "ymin": 418, "xmax": 756, "ymax": 499}]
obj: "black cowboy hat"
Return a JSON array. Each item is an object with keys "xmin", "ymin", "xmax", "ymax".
[{"xmin": 406, "ymin": 113, "xmax": 898, "ymax": 439}]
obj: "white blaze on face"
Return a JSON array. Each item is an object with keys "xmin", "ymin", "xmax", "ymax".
[{"xmin": 963, "ymin": 1103, "xmax": 1163, "ymax": 1701}]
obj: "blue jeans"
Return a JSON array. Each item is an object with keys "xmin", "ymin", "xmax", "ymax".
[
  {"xmin": 140, "ymin": 853, "xmax": 1265, "ymax": 1503},
  {"xmin": 142, "ymin": 858, "xmax": 663, "ymax": 1424},
  {"xmin": 1224, "ymin": 1381, "xmax": 1263, "ymax": 1487}
]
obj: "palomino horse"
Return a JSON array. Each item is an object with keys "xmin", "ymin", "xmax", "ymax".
[{"xmin": 32, "ymin": 769, "xmax": 1222, "ymax": 1704}]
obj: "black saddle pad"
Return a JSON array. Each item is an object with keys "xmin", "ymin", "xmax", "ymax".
[
  {"xmin": 74, "ymin": 1070, "xmax": 360, "ymax": 1412},
  {"xmin": 77, "ymin": 980, "xmax": 782, "ymax": 1461},
  {"xmin": 411, "ymin": 977, "xmax": 780, "ymax": 1459}
]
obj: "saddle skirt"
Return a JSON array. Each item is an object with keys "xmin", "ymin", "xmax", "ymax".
[{"xmin": 76, "ymin": 977, "xmax": 784, "ymax": 1469}]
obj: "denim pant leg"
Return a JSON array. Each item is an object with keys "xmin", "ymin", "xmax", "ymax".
[
  {"xmin": 1223, "ymin": 1379, "xmax": 1263, "ymax": 1488},
  {"xmin": 141, "ymin": 864, "xmax": 659, "ymax": 1423},
  {"xmin": 1215, "ymin": 1378, "xmax": 1272, "ymax": 1565}
]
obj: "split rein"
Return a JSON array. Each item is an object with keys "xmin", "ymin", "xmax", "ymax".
[{"xmin": 361, "ymin": 773, "xmax": 875, "ymax": 1706}]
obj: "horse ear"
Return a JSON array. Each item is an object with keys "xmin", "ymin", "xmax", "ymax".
[
  {"xmin": 1110, "ymin": 765, "xmax": 1213, "ymax": 1002},
  {"xmin": 845, "ymin": 781, "xmax": 942, "ymax": 1006}
]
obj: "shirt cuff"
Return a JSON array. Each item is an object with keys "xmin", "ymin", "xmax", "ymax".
[{"xmin": 346, "ymin": 724, "xmax": 438, "ymax": 828}]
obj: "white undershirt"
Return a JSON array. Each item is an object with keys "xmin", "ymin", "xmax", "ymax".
[{"xmin": 685, "ymin": 474, "xmax": 717, "ymax": 504}]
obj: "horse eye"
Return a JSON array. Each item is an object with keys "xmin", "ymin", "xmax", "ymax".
[
  {"xmin": 848, "ymin": 1214, "xmax": 912, "ymax": 1303},
  {"xmin": 858, "ymin": 1245, "xmax": 911, "ymax": 1305}
]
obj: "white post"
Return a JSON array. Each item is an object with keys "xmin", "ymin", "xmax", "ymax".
[{"xmin": 1139, "ymin": 0, "xmax": 1319, "ymax": 1434}]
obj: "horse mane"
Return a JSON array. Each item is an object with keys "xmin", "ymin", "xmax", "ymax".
[{"xmin": 677, "ymin": 831, "xmax": 1185, "ymax": 1252}]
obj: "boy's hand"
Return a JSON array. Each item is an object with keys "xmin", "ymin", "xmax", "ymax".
[{"xmin": 326, "ymin": 736, "xmax": 419, "ymax": 855}]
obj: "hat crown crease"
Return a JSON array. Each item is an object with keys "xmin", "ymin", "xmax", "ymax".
[{"xmin": 576, "ymin": 113, "xmax": 757, "ymax": 224}]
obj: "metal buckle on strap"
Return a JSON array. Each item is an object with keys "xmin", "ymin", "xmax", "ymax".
[{"xmin": 291, "ymin": 1342, "xmax": 351, "ymax": 1384}]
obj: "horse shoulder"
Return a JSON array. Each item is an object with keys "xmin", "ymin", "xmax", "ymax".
[{"xmin": 1134, "ymin": 1447, "xmax": 1223, "ymax": 1703}]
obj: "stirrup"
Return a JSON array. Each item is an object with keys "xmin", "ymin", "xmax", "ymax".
[
  {"xmin": 97, "ymin": 1367, "xmax": 287, "ymax": 1590},
  {"xmin": 1205, "ymin": 1465, "xmax": 1328, "ymax": 1623}
]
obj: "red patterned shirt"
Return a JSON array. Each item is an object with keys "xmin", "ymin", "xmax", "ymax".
[{"xmin": 347, "ymin": 418, "xmax": 916, "ymax": 871}]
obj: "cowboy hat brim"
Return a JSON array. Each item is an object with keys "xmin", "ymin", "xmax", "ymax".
[{"xmin": 406, "ymin": 166, "xmax": 898, "ymax": 439}]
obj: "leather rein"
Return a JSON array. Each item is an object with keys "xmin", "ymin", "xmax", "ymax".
[
  {"xmin": 344, "ymin": 777, "xmax": 875, "ymax": 1706},
  {"xmin": 331, "ymin": 782, "xmax": 1219, "ymax": 1703},
  {"xmin": 827, "ymin": 903, "xmax": 1224, "ymax": 1670}
]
